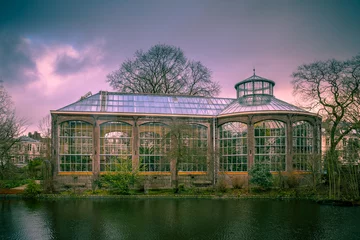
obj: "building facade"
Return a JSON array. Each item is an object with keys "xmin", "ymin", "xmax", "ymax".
[
  {"xmin": 322, "ymin": 129, "xmax": 360, "ymax": 164},
  {"xmin": 11, "ymin": 135, "xmax": 45, "ymax": 167},
  {"xmin": 51, "ymin": 74, "xmax": 321, "ymax": 188}
]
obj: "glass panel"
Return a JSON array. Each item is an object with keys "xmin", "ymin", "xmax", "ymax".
[
  {"xmin": 292, "ymin": 121, "xmax": 314, "ymax": 171},
  {"xmin": 139, "ymin": 123, "xmax": 170, "ymax": 172},
  {"xmin": 178, "ymin": 124, "xmax": 208, "ymax": 172},
  {"xmin": 100, "ymin": 122, "xmax": 132, "ymax": 172},
  {"xmin": 219, "ymin": 122, "xmax": 248, "ymax": 172},
  {"xmin": 254, "ymin": 120, "xmax": 286, "ymax": 171},
  {"xmin": 59, "ymin": 121, "xmax": 93, "ymax": 172}
]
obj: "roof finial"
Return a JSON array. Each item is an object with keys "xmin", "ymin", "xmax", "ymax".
[{"xmin": 253, "ymin": 68, "xmax": 256, "ymax": 76}]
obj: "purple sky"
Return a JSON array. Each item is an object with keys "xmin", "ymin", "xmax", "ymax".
[{"xmin": 1, "ymin": 0, "xmax": 360, "ymax": 133}]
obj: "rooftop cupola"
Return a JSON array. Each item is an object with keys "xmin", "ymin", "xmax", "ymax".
[{"xmin": 234, "ymin": 69, "xmax": 275, "ymax": 106}]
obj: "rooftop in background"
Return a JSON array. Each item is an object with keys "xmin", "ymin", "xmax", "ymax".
[
  {"xmin": 54, "ymin": 73, "xmax": 312, "ymax": 117},
  {"xmin": 18, "ymin": 136, "xmax": 39, "ymax": 143}
]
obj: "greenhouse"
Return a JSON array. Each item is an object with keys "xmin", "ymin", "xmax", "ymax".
[{"xmin": 51, "ymin": 73, "xmax": 321, "ymax": 188}]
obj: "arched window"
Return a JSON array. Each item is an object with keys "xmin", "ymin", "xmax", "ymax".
[
  {"xmin": 139, "ymin": 123, "xmax": 170, "ymax": 172},
  {"xmin": 178, "ymin": 124, "xmax": 208, "ymax": 172},
  {"xmin": 219, "ymin": 122, "xmax": 248, "ymax": 172},
  {"xmin": 100, "ymin": 122, "xmax": 132, "ymax": 171},
  {"xmin": 292, "ymin": 121, "xmax": 313, "ymax": 171},
  {"xmin": 59, "ymin": 121, "xmax": 93, "ymax": 172},
  {"xmin": 254, "ymin": 120, "xmax": 286, "ymax": 171}
]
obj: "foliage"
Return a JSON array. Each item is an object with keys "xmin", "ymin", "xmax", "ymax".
[
  {"xmin": 249, "ymin": 164, "xmax": 273, "ymax": 190},
  {"xmin": 0, "ymin": 162, "xmax": 29, "ymax": 181},
  {"xmin": 174, "ymin": 184, "xmax": 185, "ymax": 193},
  {"xmin": 0, "ymin": 82, "xmax": 27, "ymax": 179},
  {"xmin": 38, "ymin": 114, "xmax": 52, "ymax": 160},
  {"xmin": 41, "ymin": 159, "xmax": 54, "ymax": 193},
  {"xmin": 165, "ymin": 121, "xmax": 208, "ymax": 191},
  {"xmin": 215, "ymin": 176, "xmax": 228, "ymax": 193},
  {"xmin": 292, "ymin": 54, "xmax": 360, "ymax": 199},
  {"xmin": 286, "ymin": 173, "xmax": 301, "ymax": 189},
  {"xmin": 340, "ymin": 165, "xmax": 359, "ymax": 200},
  {"xmin": 23, "ymin": 180, "xmax": 42, "ymax": 198},
  {"xmin": 0, "ymin": 179, "xmax": 30, "ymax": 189},
  {"xmin": 107, "ymin": 44, "xmax": 220, "ymax": 97},
  {"xmin": 273, "ymin": 172, "xmax": 286, "ymax": 189},
  {"xmin": 232, "ymin": 177, "xmax": 246, "ymax": 189},
  {"xmin": 28, "ymin": 158, "xmax": 43, "ymax": 179},
  {"xmin": 59, "ymin": 155, "xmax": 92, "ymax": 171},
  {"xmin": 100, "ymin": 173, "xmax": 138, "ymax": 195}
]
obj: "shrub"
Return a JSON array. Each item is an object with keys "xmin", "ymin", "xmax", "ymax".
[
  {"xmin": 28, "ymin": 158, "xmax": 44, "ymax": 179},
  {"xmin": 215, "ymin": 175, "xmax": 228, "ymax": 193},
  {"xmin": 100, "ymin": 173, "xmax": 137, "ymax": 195},
  {"xmin": 174, "ymin": 184, "xmax": 185, "ymax": 194},
  {"xmin": 23, "ymin": 180, "xmax": 42, "ymax": 198},
  {"xmin": 0, "ymin": 179, "xmax": 30, "ymax": 189},
  {"xmin": 249, "ymin": 164, "xmax": 273, "ymax": 190},
  {"xmin": 232, "ymin": 177, "xmax": 246, "ymax": 189},
  {"xmin": 286, "ymin": 173, "xmax": 301, "ymax": 189}
]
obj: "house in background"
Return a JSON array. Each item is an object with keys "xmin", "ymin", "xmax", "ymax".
[
  {"xmin": 11, "ymin": 132, "xmax": 46, "ymax": 167},
  {"xmin": 321, "ymin": 128, "xmax": 360, "ymax": 164}
]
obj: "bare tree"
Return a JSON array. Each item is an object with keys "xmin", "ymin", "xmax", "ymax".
[
  {"xmin": 0, "ymin": 81, "xmax": 27, "ymax": 179},
  {"xmin": 291, "ymin": 54, "xmax": 360, "ymax": 199},
  {"xmin": 107, "ymin": 44, "xmax": 221, "ymax": 97},
  {"xmin": 38, "ymin": 114, "xmax": 52, "ymax": 160},
  {"xmin": 165, "ymin": 120, "xmax": 208, "ymax": 192}
]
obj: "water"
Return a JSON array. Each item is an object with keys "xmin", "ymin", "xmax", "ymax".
[{"xmin": 1, "ymin": 198, "xmax": 359, "ymax": 240}]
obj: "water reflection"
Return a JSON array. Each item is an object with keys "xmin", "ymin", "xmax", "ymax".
[{"xmin": 1, "ymin": 198, "xmax": 359, "ymax": 240}]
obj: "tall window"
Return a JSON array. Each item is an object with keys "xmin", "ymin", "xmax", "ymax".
[
  {"xmin": 254, "ymin": 120, "xmax": 286, "ymax": 171},
  {"xmin": 293, "ymin": 121, "xmax": 314, "ymax": 171},
  {"xmin": 178, "ymin": 124, "xmax": 208, "ymax": 172},
  {"xmin": 59, "ymin": 121, "xmax": 93, "ymax": 172},
  {"xmin": 219, "ymin": 122, "xmax": 248, "ymax": 172},
  {"xmin": 343, "ymin": 138, "xmax": 360, "ymax": 164},
  {"xmin": 139, "ymin": 123, "xmax": 170, "ymax": 172},
  {"xmin": 100, "ymin": 122, "xmax": 132, "ymax": 171}
]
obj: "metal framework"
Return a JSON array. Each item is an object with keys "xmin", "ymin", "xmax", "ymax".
[
  {"xmin": 139, "ymin": 122, "xmax": 170, "ymax": 172},
  {"xmin": 52, "ymin": 72, "xmax": 321, "ymax": 187},
  {"xmin": 59, "ymin": 121, "xmax": 93, "ymax": 172},
  {"xmin": 254, "ymin": 120, "xmax": 286, "ymax": 171},
  {"xmin": 100, "ymin": 122, "xmax": 132, "ymax": 171},
  {"xmin": 178, "ymin": 124, "xmax": 208, "ymax": 172},
  {"xmin": 292, "ymin": 121, "xmax": 314, "ymax": 171},
  {"xmin": 219, "ymin": 122, "xmax": 248, "ymax": 172}
]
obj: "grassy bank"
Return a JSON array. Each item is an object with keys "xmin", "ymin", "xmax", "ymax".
[{"xmin": 1, "ymin": 188, "xmax": 359, "ymax": 206}]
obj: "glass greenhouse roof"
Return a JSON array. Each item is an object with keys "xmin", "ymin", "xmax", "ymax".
[
  {"xmin": 234, "ymin": 74, "xmax": 275, "ymax": 89},
  {"xmin": 56, "ymin": 91, "xmax": 309, "ymax": 116},
  {"xmin": 220, "ymin": 96, "xmax": 307, "ymax": 115},
  {"xmin": 58, "ymin": 92, "xmax": 234, "ymax": 116}
]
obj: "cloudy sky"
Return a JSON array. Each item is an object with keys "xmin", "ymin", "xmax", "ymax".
[{"xmin": 1, "ymin": 0, "xmax": 360, "ymax": 133}]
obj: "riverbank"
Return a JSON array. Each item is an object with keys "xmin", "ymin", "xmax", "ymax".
[{"xmin": 1, "ymin": 187, "xmax": 359, "ymax": 206}]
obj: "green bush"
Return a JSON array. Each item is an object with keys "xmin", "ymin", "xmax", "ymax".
[
  {"xmin": 249, "ymin": 164, "xmax": 273, "ymax": 190},
  {"xmin": 23, "ymin": 180, "xmax": 42, "ymax": 198},
  {"xmin": 0, "ymin": 162, "xmax": 29, "ymax": 180},
  {"xmin": 100, "ymin": 173, "xmax": 137, "ymax": 195},
  {"xmin": 173, "ymin": 184, "xmax": 185, "ymax": 193},
  {"xmin": 28, "ymin": 158, "xmax": 44, "ymax": 179},
  {"xmin": 0, "ymin": 179, "xmax": 30, "ymax": 189}
]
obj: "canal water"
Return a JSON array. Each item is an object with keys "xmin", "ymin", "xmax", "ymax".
[{"xmin": 1, "ymin": 198, "xmax": 359, "ymax": 240}]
